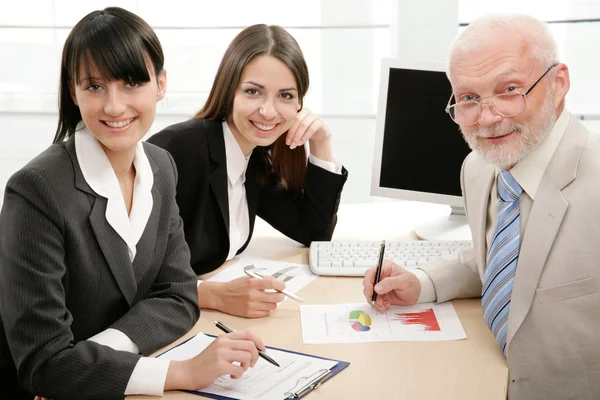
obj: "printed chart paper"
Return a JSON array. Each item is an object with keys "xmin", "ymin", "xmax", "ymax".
[
  {"xmin": 300, "ymin": 302, "xmax": 467, "ymax": 344},
  {"xmin": 208, "ymin": 256, "xmax": 316, "ymax": 302},
  {"xmin": 158, "ymin": 333, "xmax": 338, "ymax": 400}
]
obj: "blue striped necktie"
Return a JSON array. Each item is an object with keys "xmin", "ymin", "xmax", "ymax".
[{"xmin": 482, "ymin": 170, "xmax": 523, "ymax": 356}]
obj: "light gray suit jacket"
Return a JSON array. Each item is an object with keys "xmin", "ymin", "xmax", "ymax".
[
  {"xmin": 421, "ymin": 117, "xmax": 600, "ymax": 399},
  {"xmin": 0, "ymin": 137, "xmax": 200, "ymax": 400}
]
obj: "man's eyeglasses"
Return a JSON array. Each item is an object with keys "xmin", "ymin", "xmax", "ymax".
[{"xmin": 445, "ymin": 64, "xmax": 557, "ymax": 126}]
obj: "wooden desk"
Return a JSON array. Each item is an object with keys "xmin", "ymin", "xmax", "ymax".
[{"xmin": 129, "ymin": 202, "xmax": 508, "ymax": 400}]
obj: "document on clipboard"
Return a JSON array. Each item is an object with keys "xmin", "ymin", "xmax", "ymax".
[{"xmin": 157, "ymin": 333, "xmax": 350, "ymax": 399}]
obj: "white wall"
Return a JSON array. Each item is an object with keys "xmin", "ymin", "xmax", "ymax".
[
  {"xmin": 0, "ymin": 0, "xmax": 392, "ymax": 206},
  {"xmin": 0, "ymin": 0, "xmax": 599, "ymax": 208}
]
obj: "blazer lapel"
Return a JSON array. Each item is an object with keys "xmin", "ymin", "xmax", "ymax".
[
  {"xmin": 89, "ymin": 199, "xmax": 137, "ymax": 305},
  {"xmin": 131, "ymin": 157, "xmax": 162, "ymax": 282},
  {"xmin": 465, "ymin": 158, "xmax": 495, "ymax": 279},
  {"xmin": 204, "ymin": 119, "xmax": 230, "ymax": 234},
  {"xmin": 245, "ymin": 150, "xmax": 262, "ymax": 239},
  {"xmin": 506, "ymin": 118, "xmax": 585, "ymax": 348},
  {"xmin": 66, "ymin": 137, "xmax": 137, "ymax": 306}
]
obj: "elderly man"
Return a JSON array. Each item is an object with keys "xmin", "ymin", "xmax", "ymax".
[{"xmin": 363, "ymin": 14, "xmax": 600, "ymax": 399}]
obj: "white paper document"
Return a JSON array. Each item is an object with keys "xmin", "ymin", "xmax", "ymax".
[
  {"xmin": 158, "ymin": 333, "xmax": 338, "ymax": 400},
  {"xmin": 208, "ymin": 256, "xmax": 316, "ymax": 302},
  {"xmin": 300, "ymin": 302, "xmax": 467, "ymax": 344}
]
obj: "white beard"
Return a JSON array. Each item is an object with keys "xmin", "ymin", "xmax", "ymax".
[{"xmin": 461, "ymin": 91, "xmax": 557, "ymax": 169}]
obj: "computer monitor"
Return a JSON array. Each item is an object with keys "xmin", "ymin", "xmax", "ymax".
[{"xmin": 371, "ymin": 58, "xmax": 473, "ymax": 240}]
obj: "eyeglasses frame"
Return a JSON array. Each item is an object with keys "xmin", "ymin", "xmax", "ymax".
[{"xmin": 444, "ymin": 63, "xmax": 558, "ymax": 126}]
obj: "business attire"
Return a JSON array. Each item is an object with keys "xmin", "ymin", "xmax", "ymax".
[
  {"xmin": 147, "ymin": 118, "xmax": 348, "ymax": 275},
  {"xmin": 0, "ymin": 130, "xmax": 200, "ymax": 400},
  {"xmin": 418, "ymin": 111, "xmax": 600, "ymax": 399}
]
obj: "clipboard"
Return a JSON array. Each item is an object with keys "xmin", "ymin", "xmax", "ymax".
[{"xmin": 157, "ymin": 333, "xmax": 350, "ymax": 400}]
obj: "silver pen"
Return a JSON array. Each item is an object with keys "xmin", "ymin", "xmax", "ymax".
[{"xmin": 244, "ymin": 269, "xmax": 306, "ymax": 303}]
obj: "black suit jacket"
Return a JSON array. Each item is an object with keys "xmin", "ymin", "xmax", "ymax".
[
  {"xmin": 147, "ymin": 118, "xmax": 348, "ymax": 275},
  {"xmin": 0, "ymin": 137, "xmax": 200, "ymax": 400}
]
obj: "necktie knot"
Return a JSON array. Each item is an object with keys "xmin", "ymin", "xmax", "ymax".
[{"xmin": 498, "ymin": 170, "xmax": 522, "ymax": 203}]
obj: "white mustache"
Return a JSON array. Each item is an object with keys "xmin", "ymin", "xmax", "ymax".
[{"xmin": 475, "ymin": 125, "xmax": 522, "ymax": 139}]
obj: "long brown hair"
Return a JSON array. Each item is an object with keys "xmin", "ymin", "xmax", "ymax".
[
  {"xmin": 194, "ymin": 24, "xmax": 309, "ymax": 192},
  {"xmin": 54, "ymin": 7, "xmax": 164, "ymax": 143}
]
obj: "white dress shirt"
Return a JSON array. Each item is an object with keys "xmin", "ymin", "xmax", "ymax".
[
  {"xmin": 416, "ymin": 110, "xmax": 570, "ymax": 303},
  {"xmin": 76, "ymin": 129, "xmax": 170, "ymax": 396},
  {"xmin": 222, "ymin": 121, "xmax": 252, "ymax": 261}
]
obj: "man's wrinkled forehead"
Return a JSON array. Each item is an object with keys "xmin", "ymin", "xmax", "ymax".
[{"xmin": 449, "ymin": 36, "xmax": 534, "ymax": 90}]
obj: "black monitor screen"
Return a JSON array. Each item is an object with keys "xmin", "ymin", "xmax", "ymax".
[{"xmin": 379, "ymin": 68, "xmax": 472, "ymax": 197}]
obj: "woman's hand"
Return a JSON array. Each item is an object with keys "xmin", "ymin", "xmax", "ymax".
[
  {"xmin": 165, "ymin": 330, "xmax": 264, "ymax": 391},
  {"xmin": 199, "ymin": 277, "xmax": 285, "ymax": 318},
  {"xmin": 286, "ymin": 108, "xmax": 333, "ymax": 160}
]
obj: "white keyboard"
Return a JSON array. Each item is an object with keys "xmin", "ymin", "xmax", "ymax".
[{"xmin": 309, "ymin": 240, "xmax": 473, "ymax": 276}]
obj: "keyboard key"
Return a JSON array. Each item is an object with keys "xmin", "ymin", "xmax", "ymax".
[{"xmin": 355, "ymin": 259, "xmax": 376, "ymax": 268}]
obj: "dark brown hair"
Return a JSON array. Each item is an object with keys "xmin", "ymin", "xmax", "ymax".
[
  {"xmin": 53, "ymin": 7, "xmax": 164, "ymax": 143},
  {"xmin": 195, "ymin": 24, "xmax": 309, "ymax": 193}
]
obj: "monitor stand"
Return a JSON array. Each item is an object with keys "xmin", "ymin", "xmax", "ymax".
[{"xmin": 414, "ymin": 206, "xmax": 472, "ymax": 241}]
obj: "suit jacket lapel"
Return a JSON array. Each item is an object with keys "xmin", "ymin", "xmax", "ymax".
[
  {"xmin": 204, "ymin": 119, "xmax": 230, "ymax": 234},
  {"xmin": 131, "ymin": 156, "xmax": 161, "ymax": 282},
  {"xmin": 466, "ymin": 158, "xmax": 495, "ymax": 279},
  {"xmin": 88, "ymin": 198, "xmax": 137, "ymax": 305},
  {"xmin": 245, "ymin": 150, "xmax": 262, "ymax": 241},
  {"xmin": 66, "ymin": 137, "xmax": 136, "ymax": 306},
  {"xmin": 506, "ymin": 118, "xmax": 585, "ymax": 348}
]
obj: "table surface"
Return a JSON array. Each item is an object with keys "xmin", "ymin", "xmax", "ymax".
[{"xmin": 127, "ymin": 201, "xmax": 508, "ymax": 400}]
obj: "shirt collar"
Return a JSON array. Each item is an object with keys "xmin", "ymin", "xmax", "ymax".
[
  {"xmin": 497, "ymin": 110, "xmax": 570, "ymax": 200},
  {"xmin": 75, "ymin": 128, "xmax": 154, "ymax": 261},
  {"xmin": 222, "ymin": 121, "xmax": 251, "ymax": 186}
]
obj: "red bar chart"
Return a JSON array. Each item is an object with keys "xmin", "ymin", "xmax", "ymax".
[{"xmin": 393, "ymin": 308, "xmax": 441, "ymax": 331}]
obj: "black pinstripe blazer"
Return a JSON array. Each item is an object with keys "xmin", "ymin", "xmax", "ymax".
[
  {"xmin": 148, "ymin": 118, "xmax": 348, "ymax": 275},
  {"xmin": 0, "ymin": 136, "xmax": 200, "ymax": 400}
]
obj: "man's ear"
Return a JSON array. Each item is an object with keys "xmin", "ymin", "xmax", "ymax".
[
  {"xmin": 551, "ymin": 63, "xmax": 570, "ymax": 109},
  {"xmin": 156, "ymin": 70, "xmax": 167, "ymax": 101}
]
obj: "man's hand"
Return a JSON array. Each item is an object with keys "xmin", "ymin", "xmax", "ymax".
[{"xmin": 363, "ymin": 260, "xmax": 421, "ymax": 311}]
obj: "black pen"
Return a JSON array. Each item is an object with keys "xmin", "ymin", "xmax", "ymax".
[
  {"xmin": 214, "ymin": 321, "xmax": 280, "ymax": 367},
  {"xmin": 371, "ymin": 240, "xmax": 386, "ymax": 308}
]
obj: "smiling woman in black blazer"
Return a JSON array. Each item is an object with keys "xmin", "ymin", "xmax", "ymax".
[
  {"xmin": 0, "ymin": 8, "xmax": 267, "ymax": 400},
  {"xmin": 148, "ymin": 24, "xmax": 348, "ymax": 318}
]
